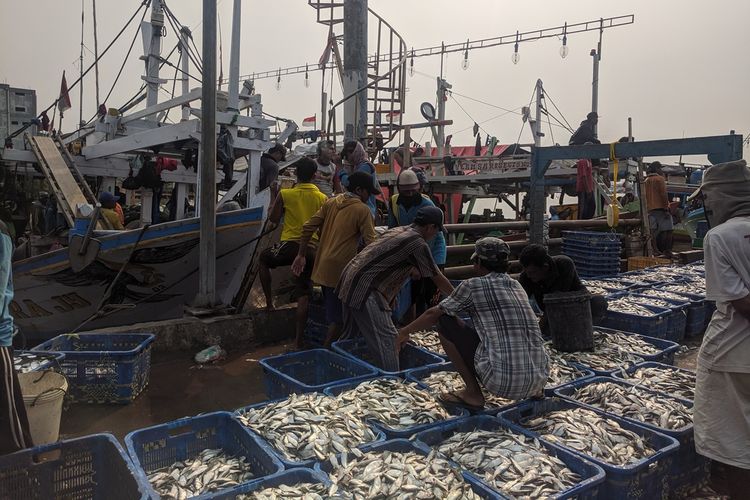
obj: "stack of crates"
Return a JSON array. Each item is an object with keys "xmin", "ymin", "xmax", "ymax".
[{"xmin": 562, "ymin": 231, "xmax": 622, "ymax": 278}]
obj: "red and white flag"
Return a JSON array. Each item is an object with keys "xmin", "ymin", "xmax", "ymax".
[
  {"xmin": 385, "ymin": 110, "xmax": 401, "ymax": 123},
  {"xmin": 58, "ymin": 71, "xmax": 72, "ymax": 114},
  {"xmin": 302, "ymin": 115, "xmax": 316, "ymax": 128}
]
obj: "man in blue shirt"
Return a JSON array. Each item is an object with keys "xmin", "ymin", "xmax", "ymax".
[
  {"xmin": 0, "ymin": 221, "xmax": 32, "ymax": 454},
  {"xmin": 388, "ymin": 169, "xmax": 447, "ymax": 322}
]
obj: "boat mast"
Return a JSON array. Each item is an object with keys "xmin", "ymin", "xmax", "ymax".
[
  {"xmin": 144, "ymin": 0, "xmax": 164, "ymax": 111},
  {"xmin": 342, "ymin": 0, "xmax": 368, "ymax": 142}
]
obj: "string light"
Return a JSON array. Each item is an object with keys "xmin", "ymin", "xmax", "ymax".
[
  {"xmin": 512, "ymin": 31, "xmax": 520, "ymax": 64},
  {"xmin": 461, "ymin": 39, "xmax": 469, "ymax": 70},
  {"xmin": 304, "ymin": 64, "xmax": 310, "ymax": 88},
  {"xmin": 560, "ymin": 23, "xmax": 569, "ymax": 58},
  {"xmin": 409, "ymin": 49, "xmax": 415, "ymax": 77},
  {"xmin": 275, "ymin": 68, "xmax": 281, "ymax": 90}
]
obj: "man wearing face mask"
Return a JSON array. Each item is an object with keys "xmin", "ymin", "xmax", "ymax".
[
  {"xmin": 388, "ymin": 169, "xmax": 447, "ymax": 322},
  {"xmin": 689, "ymin": 160, "xmax": 750, "ymax": 498}
]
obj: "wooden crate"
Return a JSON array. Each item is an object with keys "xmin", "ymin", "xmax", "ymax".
[{"xmin": 628, "ymin": 256, "xmax": 671, "ymax": 271}]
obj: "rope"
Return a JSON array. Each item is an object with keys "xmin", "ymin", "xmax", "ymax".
[
  {"xmin": 608, "ymin": 142, "xmax": 620, "ymax": 228},
  {"xmin": 540, "ymin": 87, "xmax": 575, "ymax": 132}
]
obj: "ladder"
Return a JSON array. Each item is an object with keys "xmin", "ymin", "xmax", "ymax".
[
  {"xmin": 307, "ymin": 1, "xmax": 407, "ymax": 146},
  {"xmin": 25, "ymin": 134, "xmax": 108, "ymax": 228}
]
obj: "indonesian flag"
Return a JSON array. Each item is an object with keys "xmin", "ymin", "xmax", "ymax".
[
  {"xmin": 385, "ymin": 110, "xmax": 401, "ymax": 123},
  {"xmin": 58, "ymin": 71, "xmax": 72, "ymax": 114},
  {"xmin": 302, "ymin": 115, "xmax": 316, "ymax": 128}
]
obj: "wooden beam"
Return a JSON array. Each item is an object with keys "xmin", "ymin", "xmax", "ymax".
[{"xmin": 82, "ymin": 120, "xmax": 199, "ymax": 159}]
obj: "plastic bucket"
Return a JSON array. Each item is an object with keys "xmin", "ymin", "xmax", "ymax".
[
  {"xmin": 18, "ymin": 370, "xmax": 68, "ymax": 445},
  {"xmin": 543, "ymin": 291, "xmax": 594, "ymax": 352}
]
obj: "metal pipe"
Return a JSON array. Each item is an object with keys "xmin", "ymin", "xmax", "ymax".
[
  {"xmin": 447, "ymin": 238, "xmax": 563, "ymax": 256},
  {"xmin": 226, "ymin": 0, "xmax": 241, "ymax": 111},
  {"xmin": 196, "ymin": 0, "xmax": 217, "ymax": 307},
  {"xmin": 146, "ymin": 0, "xmax": 164, "ymax": 110},
  {"xmin": 444, "ymin": 218, "xmax": 641, "ymax": 233},
  {"xmin": 180, "ymin": 27, "xmax": 191, "ymax": 121}
]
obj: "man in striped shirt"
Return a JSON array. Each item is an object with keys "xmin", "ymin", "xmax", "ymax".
[{"xmin": 336, "ymin": 207, "xmax": 454, "ymax": 371}]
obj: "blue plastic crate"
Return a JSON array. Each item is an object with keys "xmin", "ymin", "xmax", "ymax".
[
  {"xmin": 32, "ymin": 333, "xmax": 154, "ymax": 404},
  {"xmin": 599, "ymin": 277, "xmax": 648, "ymax": 290},
  {"xmin": 0, "ymin": 433, "xmax": 150, "ymax": 500},
  {"xmin": 635, "ymin": 288, "xmax": 706, "ymax": 337},
  {"xmin": 234, "ymin": 395, "xmax": 385, "ymax": 468},
  {"xmin": 13, "ymin": 350, "xmax": 65, "ymax": 373},
  {"xmin": 211, "ymin": 469, "xmax": 332, "ymax": 499},
  {"xmin": 314, "ymin": 438, "xmax": 499, "ymax": 499},
  {"xmin": 610, "ymin": 361, "xmax": 696, "ymax": 402},
  {"xmin": 497, "ymin": 398, "xmax": 679, "ymax": 500},
  {"xmin": 260, "ymin": 348, "xmax": 377, "ymax": 399},
  {"xmin": 626, "ymin": 293, "xmax": 688, "ymax": 343},
  {"xmin": 554, "ymin": 377, "xmax": 708, "ymax": 494},
  {"xmin": 403, "ymin": 363, "xmax": 521, "ymax": 415},
  {"xmin": 563, "ymin": 248, "xmax": 621, "ymax": 266},
  {"xmin": 324, "ymin": 376, "xmax": 467, "ymax": 439},
  {"xmin": 125, "ymin": 412, "xmax": 283, "ymax": 500},
  {"xmin": 413, "ymin": 415, "xmax": 605, "ymax": 500},
  {"xmin": 562, "ymin": 231, "xmax": 623, "ymax": 247},
  {"xmin": 602, "ymin": 296, "xmax": 671, "ymax": 339},
  {"xmin": 332, "ymin": 339, "xmax": 445, "ymax": 378},
  {"xmin": 596, "ymin": 327, "xmax": 680, "ymax": 366}
]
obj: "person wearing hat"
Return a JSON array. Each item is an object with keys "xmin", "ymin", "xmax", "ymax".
[
  {"xmin": 569, "ymin": 112, "xmax": 600, "ymax": 146},
  {"xmin": 259, "ymin": 144, "xmax": 286, "ymax": 192},
  {"xmin": 397, "ymin": 237, "xmax": 549, "ymax": 410},
  {"xmin": 336, "ymin": 206, "xmax": 454, "ymax": 371},
  {"xmin": 291, "ymin": 171, "xmax": 379, "ymax": 346},
  {"xmin": 99, "ymin": 191, "xmax": 125, "ymax": 230},
  {"xmin": 644, "ymin": 161, "xmax": 673, "ymax": 257},
  {"xmin": 690, "ymin": 160, "xmax": 750, "ymax": 496}
]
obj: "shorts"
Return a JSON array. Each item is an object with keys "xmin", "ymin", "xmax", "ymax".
[
  {"xmin": 322, "ymin": 286, "xmax": 343, "ymax": 325},
  {"xmin": 259, "ymin": 241, "xmax": 315, "ymax": 297},
  {"xmin": 648, "ymin": 209, "xmax": 674, "ymax": 235},
  {"xmin": 437, "ymin": 314, "xmax": 480, "ymax": 375}
]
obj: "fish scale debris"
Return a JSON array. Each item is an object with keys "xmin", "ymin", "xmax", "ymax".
[
  {"xmin": 570, "ymin": 381, "xmax": 693, "ymax": 430},
  {"xmin": 239, "ymin": 482, "xmax": 338, "ymax": 499},
  {"xmin": 436, "ymin": 428, "xmax": 581, "ymax": 499},
  {"xmin": 330, "ymin": 449, "xmax": 480, "ymax": 499},
  {"xmin": 419, "ymin": 371, "xmax": 514, "ymax": 408},
  {"xmin": 335, "ymin": 378, "xmax": 452, "ymax": 430},
  {"xmin": 522, "ymin": 407, "xmax": 657, "ymax": 466},
  {"xmin": 409, "ymin": 330, "xmax": 445, "ymax": 356},
  {"xmin": 619, "ymin": 366, "xmax": 696, "ymax": 401},
  {"xmin": 147, "ymin": 448, "xmax": 255, "ymax": 499},
  {"xmin": 236, "ymin": 393, "xmax": 378, "ymax": 462}
]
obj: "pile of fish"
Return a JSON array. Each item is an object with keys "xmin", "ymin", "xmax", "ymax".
[
  {"xmin": 594, "ymin": 329, "xmax": 661, "ymax": 356},
  {"xmin": 147, "ymin": 448, "xmax": 255, "ymax": 499},
  {"xmin": 661, "ymin": 283, "xmax": 704, "ymax": 296},
  {"xmin": 236, "ymin": 393, "xmax": 378, "ymax": 462},
  {"xmin": 335, "ymin": 378, "xmax": 452, "ymax": 430},
  {"xmin": 436, "ymin": 429, "xmax": 581, "ymax": 498},
  {"xmin": 584, "ymin": 285, "xmax": 610, "ymax": 296},
  {"xmin": 581, "ymin": 279, "xmax": 616, "ymax": 292},
  {"xmin": 409, "ymin": 330, "xmax": 445, "ymax": 356},
  {"xmin": 13, "ymin": 352, "xmax": 58, "ymax": 373},
  {"xmin": 522, "ymin": 407, "xmax": 657, "ymax": 466},
  {"xmin": 638, "ymin": 288, "xmax": 693, "ymax": 303},
  {"xmin": 546, "ymin": 342, "xmax": 643, "ymax": 373},
  {"xmin": 619, "ymin": 365, "xmax": 696, "ymax": 401},
  {"xmin": 546, "ymin": 361, "xmax": 589, "ymax": 389},
  {"xmin": 239, "ymin": 482, "xmax": 339, "ymax": 499},
  {"xmin": 569, "ymin": 381, "xmax": 693, "ymax": 430},
  {"xmin": 329, "ymin": 449, "xmax": 481, "ymax": 499},
  {"xmin": 629, "ymin": 296, "xmax": 677, "ymax": 311},
  {"xmin": 607, "ymin": 296, "xmax": 658, "ymax": 316},
  {"xmin": 419, "ymin": 370, "xmax": 514, "ymax": 408}
]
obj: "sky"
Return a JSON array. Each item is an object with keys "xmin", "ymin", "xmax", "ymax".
[{"xmin": 2, "ymin": 0, "xmax": 749, "ymax": 164}]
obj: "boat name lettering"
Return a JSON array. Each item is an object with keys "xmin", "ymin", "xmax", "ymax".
[{"xmin": 456, "ymin": 157, "xmax": 530, "ymax": 173}]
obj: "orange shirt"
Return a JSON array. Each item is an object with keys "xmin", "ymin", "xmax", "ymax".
[{"xmin": 644, "ymin": 174, "xmax": 669, "ymax": 211}]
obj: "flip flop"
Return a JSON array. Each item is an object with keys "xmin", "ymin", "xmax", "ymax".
[{"xmin": 439, "ymin": 391, "xmax": 485, "ymax": 412}]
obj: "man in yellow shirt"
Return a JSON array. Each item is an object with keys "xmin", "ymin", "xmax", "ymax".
[
  {"xmin": 260, "ymin": 158, "xmax": 327, "ymax": 347},
  {"xmin": 99, "ymin": 192, "xmax": 125, "ymax": 230}
]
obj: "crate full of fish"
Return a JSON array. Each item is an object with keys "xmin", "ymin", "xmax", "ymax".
[
  {"xmin": 31, "ymin": 333, "xmax": 155, "ymax": 404},
  {"xmin": 259, "ymin": 348, "xmax": 377, "ymax": 400},
  {"xmin": 596, "ymin": 328, "xmax": 680, "ymax": 365},
  {"xmin": 324, "ymin": 377, "xmax": 465, "ymax": 439},
  {"xmin": 314, "ymin": 438, "xmax": 498, "ymax": 499},
  {"xmin": 406, "ymin": 329, "xmax": 447, "ymax": 358},
  {"xmin": 554, "ymin": 377, "xmax": 709, "ymax": 495},
  {"xmin": 332, "ymin": 339, "xmax": 445, "ymax": 377},
  {"xmin": 625, "ymin": 293, "xmax": 689, "ymax": 343},
  {"xmin": 13, "ymin": 350, "xmax": 65, "ymax": 373},
  {"xmin": 601, "ymin": 295, "xmax": 671, "ymax": 339},
  {"xmin": 125, "ymin": 411, "xmax": 283, "ymax": 499},
  {"xmin": 498, "ymin": 398, "xmax": 679, "ymax": 500},
  {"xmin": 635, "ymin": 288, "xmax": 706, "ymax": 337},
  {"xmin": 0, "ymin": 433, "xmax": 150, "ymax": 500},
  {"xmin": 210, "ymin": 468, "xmax": 337, "ymax": 499},
  {"xmin": 612, "ymin": 361, "xmax": 696, "ymax": 402},
  {"xmin": 404, "ymin": 363, "xmax": 518, "ymax": 415},
  {"xmin": 414, "ymin": 415, "xmax": 606, "ymax": 500},
  {"xmin": 234, "ymin": 392, "xmax": 384, "ymax": 468}
]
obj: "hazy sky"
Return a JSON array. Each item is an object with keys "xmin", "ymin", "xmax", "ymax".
[{"xmin": 2, "ymin": 0, "xmax": 749, "ymax": 163}]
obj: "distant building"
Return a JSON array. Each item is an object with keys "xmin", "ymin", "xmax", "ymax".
[{"xmin": 0, "ymin": 84, "xmax": 37, "ymax": 149}]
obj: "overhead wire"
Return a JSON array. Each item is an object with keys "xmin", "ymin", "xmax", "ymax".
[{"xmin": 541, "ymin": 87, "xmax": 574, "ymax": 132}]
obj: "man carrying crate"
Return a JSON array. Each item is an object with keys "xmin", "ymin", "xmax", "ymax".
[{"xmin": 0, "ymin": 220, "xmax": 32, "ymax": 454}]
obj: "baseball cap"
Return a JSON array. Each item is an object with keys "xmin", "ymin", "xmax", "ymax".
[
  {"xmin": 347, "ymin": 171, "xmax": 381, "ymax": 195},
  {"xmin": 99, "ymin": 191, "xmax": 119, "ymax": 204},
  {"xmin": 414, "ymin": 206, "xmax": 444, "ymax": 230},
  {"xmin": 687, "ymin": 160, "xmax": 750, "ymax": 201},
  {"xmin": 471, "ymin": 237, "xmax": 511, "ymax": 263}
]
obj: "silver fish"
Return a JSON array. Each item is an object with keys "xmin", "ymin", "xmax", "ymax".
[
  {"xmin": 328, "ymin": 449, "xmax": 480, "ymax": 499},
  {"xmin": 436, "ymin": 428, "xmax": 581, "ymax": 498},
  {"xmin": 585, "ymin": 285, "xmax": 610, "ymax": 296},
  {"xmin": 147, "ymin": 448, "xmax": 255, "ymax": 499},
  {"xmin": 545, "ymin": 342, "xmax": 644, "ymax": 373},
  {"xmin": 236, "ymin": 393, "xmax": 378, "ymax": 462},
  {"xmin": 13, "ymin": 352, "xmax": 57, "ymax": 373},
  {"xmin": 334, "ymin": 378, "xmax": 452, "ymax": 430},
  {"xmin": 546, "ymin": 361, "xmax": 589, "ymax": 389},
  {"xmin": 570, "ymin": 381, "xmax": 693, "ymax": 430},
  {"xmin": 409, "ymin": 330, "xmax": 446, "ymax": 356},
  {"xmin": 419, "ymin": 370, "xmax": 514, "ymax": 409},
  {"xmin": 239, "ymin": 481, "xmax": 340, "ymax": 499},
  {"xmin": 661, "ymin": 283, "xmax": 704, "ymax": 296},
  {"xmin": 593, "ymin": 329, "xmax": 661, "ymax": 356},
  {"xmin": 522, "ymin": 407, "xmax": 657, "ymax": 466},
  {"xmin": 637, "ymin": 288, "xmax": 694, "ymax": 303},
  {"xmin": 619, "ymin": 365, "xmax": 696, "ymax": 401},
  {"xmin": 607, "ymin": 297, "xmax": 657, "ymax": 316}
]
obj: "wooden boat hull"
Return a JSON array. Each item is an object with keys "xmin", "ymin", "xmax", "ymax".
[{"xmin": 11, "ymin": 207, "xmax": 265, "ymax": 342}]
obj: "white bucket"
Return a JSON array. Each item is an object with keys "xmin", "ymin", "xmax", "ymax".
[{"xmin": 18, "ymin": 370, "xmax": 68, "ymax": 446}]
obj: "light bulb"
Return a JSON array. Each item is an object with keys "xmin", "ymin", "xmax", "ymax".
[
  {"xmin": 560, "ymin": 44, "xmax": 569, "ymax": 58},
  {"xmin": 409, "ymin": 62, "xmax": 414, "ymax": 77},
  {"xmin": 511, "ymin": 51, "xmax": 520, "ymax": 65},
  {"xmin": 462, "ymin": 54, "xmax": 469, "ymax": 70},
  {"xmin": 275, "ymin": 77, "xmax": 281, "ymax": 91},
  {"xmin": 304, "ymin": 75, "xmax": 310, "ymax": 88}
]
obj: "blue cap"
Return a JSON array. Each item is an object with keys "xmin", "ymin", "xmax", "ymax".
[{"xmin": 99, "ymin": 191, "xmax": 119, "ymax": 204}]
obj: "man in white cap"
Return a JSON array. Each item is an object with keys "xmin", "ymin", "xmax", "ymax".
[
  {"xmin": 690, "ymin": 159, "xmax": 750, "ymax": 497},
  {"xmin": 397, "ymin": 237, "xmax": 549, "ymax": 410}
]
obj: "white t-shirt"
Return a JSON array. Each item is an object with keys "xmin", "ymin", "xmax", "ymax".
[
  {"xmin": 313, "ymin": 160, "xmax": 335, "ymax": 197},
  {"xmin": 698, "ymin": 215, "xmax": 750, "ymax": 373}
]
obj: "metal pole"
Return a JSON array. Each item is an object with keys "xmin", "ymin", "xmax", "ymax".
[
  {"xmin": 196, "ymin": 0, "xmax": 217, "ymax": 307},
  {"xmin": 591, "ymin": 24, "xmax": 602, "ymax": 136},
  {"xmin": 226, "ymin": 0, "xmax": 241, "ymax": 112},
  {"xmin": 92, "ymin": 0, "xmax": 100, "ymax": 107},
  {"xmin": 146, "ymin": 0, "xmax": 164, "ymax": 110},
  {"xmin": 180, "ymin": 27, "xmax": 191, "ymax": 121},
  {"xmin": 436, "ymin": 78, "xmax": 446, "ymax": 157},
  {"xmin": 79, "ymin": 0, "xmax": 84, "ymax": 127},
  {"xmin": 534, "ymin": 79, "xmax": 543, "ymax": 148},
  {"xmin": 343, "ymin": 0, "xmax": 367, "ymax": 142}
]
